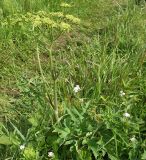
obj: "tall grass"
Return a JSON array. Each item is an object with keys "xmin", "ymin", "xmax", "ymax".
[
  {"xmin": 0, "ymin": 0, "xmax": 146, "ymax": 159},
  {"xmin": 0, "ymin": 0, "xmax": 64, "ymax": 17}
]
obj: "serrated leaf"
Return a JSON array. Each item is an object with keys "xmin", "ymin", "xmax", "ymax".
[
  {"xmin": 65, "ymin": 107, "xmax": 77, "ymax": 122},
  {"xmin": 87, "ymin": 138, "xmax": 99, "ymax": 158},
  {"xmin": 72, "ymin": 107, "xmax": 84, "ymax": 121},
  {"xmin": 78, "ymin": 148, "xmax": 92, "ymax": 160},
  {"xmin": 54, "ymin": 127, "xmax": 70, "ymax": 139}
]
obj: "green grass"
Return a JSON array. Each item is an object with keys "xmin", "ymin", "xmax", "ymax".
[{"xmin": 0, "ymin": 0, "xmax": 146, "ymax": 159}]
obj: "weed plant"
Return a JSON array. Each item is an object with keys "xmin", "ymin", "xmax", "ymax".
[{"xmin": 0, "ymin": 0, "xmax": 146, "ymax": 160}]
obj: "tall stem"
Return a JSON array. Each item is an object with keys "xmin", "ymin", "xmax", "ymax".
[
  {"xmin": 37, "ymin": 45, "xmax": 54, "ymax": 110},
  {"xmin": 49, "ymin": 43, "xmax": 59, "ymax": 122},
  {"xmin": 54, "ymin": 79, "xmax": 58, "ymax": 122}
]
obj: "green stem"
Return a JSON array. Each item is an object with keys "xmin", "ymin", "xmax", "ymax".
[
  {"xmin": 54, "ymin": 79, "xmax": 58, "ymax": 122},
  {"xmin": 49, "ymin": 42, "xmax": 59, "ymax": 122},
  {"xmin": 37, "ymin": 45, "xmax": 54, "ymax": 110}
]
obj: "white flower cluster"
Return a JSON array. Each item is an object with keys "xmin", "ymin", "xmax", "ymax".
[
  {"xmin": 120, "ymin": 90, "xmax": 125, "ymax": 97},
  {"xmin": 73, "ymin": 85, "xmax": 81, "ymax": 93},
  {"xmin": 48, "ymin": 151, "xmax": 55, "ymax": 158},
  {"xmin": 123, "ymin": 112, "xmax": 130, "ymax": 118},
  {"xmin": 20, "ymin": 144, "xmax": 25, "ymax": 150},
  {"xmin": 130, "ymin": 136, "xmax": 136, "ymax": 142}
]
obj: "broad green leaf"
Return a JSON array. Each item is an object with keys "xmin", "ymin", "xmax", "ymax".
[
  {"xmin": 72, "ymin": 107, "xmax": 84, "ymax": 121},
  {"xmin": 0, "ymin": 135, "xmax": 12, "ymax": 145},
  {"xmin": 142, "ymin": 150, "xmax": 146, "ymax": 160},
  {"xmin": 87, "ymin": 138, "xmax": 99, "ymax": 158},
  {"xmin": 108, "ymin": 154, "xmax": 118, "ymax": 160},
  {"xmin": 54, "ymin": 127, "xmax": 70, "ymax": 139},
  {"xmin": 78, "ymin": 148, "xmax": 92, "ymax": 160},
  {"xmin": 65, "ymin": 107, "xmax": 78, "ymax": 122},
  {"xmin": 46, "ymin": 134, "xmax": 58, "ymax": 145}
]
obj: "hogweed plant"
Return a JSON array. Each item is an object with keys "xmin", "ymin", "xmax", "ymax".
[
  {"xmin": 1, "ymin": 2, "xmax": 81, "ymax": 122},
  {"xmin": 1, "ymin": 0, "xmax": 146, "ymax": 159}
]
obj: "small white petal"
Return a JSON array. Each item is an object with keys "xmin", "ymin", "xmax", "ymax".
[
  {"xmin": 86, "ymin": 132, "xmax": 92, "ymax": 137},
  {"xmin": 73, "ymin": 85, "xmax": 81, "ymax": 93},
  {"xmin": 120, "ymin": 90, "xmax": 125, "ymax": 96},
  {"xmin": 130, "ymin": 136, "xmax": 136, "ymax": 142},
  {"xmin": 48, "ymin": 152, "xmax": 55, "ymax": 158},
  {"xmin": 20, "ymin": 145, "xmax": 25, "ymax": 150},
  {"xmin": 123, "ymin": 112, "xmax": 130, "ymax": 118}
]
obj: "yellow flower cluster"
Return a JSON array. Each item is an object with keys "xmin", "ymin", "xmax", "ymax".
[
  {"xmin": 1, "ymin": 21, "xmax": 8, "ymax": 26},
  {"xmin": 65, "ymin": 14, "xmax": 81, "ymax": 24},
  {"xmin": 37, "ymin": 11, "xmax": 47, "ymax": 16},
  {"xmin": 32, "ymin": 15, "xmax": 42, "ymax": 27},
  {"xmin": 43, "ymin": 17, "xmax": 58, "ymax": 27},
  {"xmin": 23, "ymin": 146, "xmax": 36, "ymax": 159},
  {"xmin": 1, "ymin": 8, "xmax": 81, "ymax": 32},
  {"xmin": 50, "ymin": 12, "xmax": 64, "ymax": 18},
  {"xmin": 60, "ymin": 2, "xmax": 72, "ymax": 8},
  {"xmin": 60, "ymin": 22, "xmax": 71, "ymax": 31}
]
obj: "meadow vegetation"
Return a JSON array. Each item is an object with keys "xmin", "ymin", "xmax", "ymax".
[{"xmin": 0, "ymin": 0, "xmax": 146, "ymax": 159}]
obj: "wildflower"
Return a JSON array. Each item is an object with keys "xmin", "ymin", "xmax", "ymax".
[
  {"xmin": 37, "ymin": 11, "xmax": 46, "ymax": 16},
  {"xmin": 123, "ymin": 112, "xmax": 130, "ymax": 118},
  {"xmin": 119, "ymin": 90, "xmax": 125, "ymax": 97},
  {"xmin": 33, "ymin": 20, "xmax": 42, "ymax": 27},
  {"xmin": 26, "ymin": 12, "xmax": 32, "ymax": 17},
  {"xmin": 130, "ymin": 136, "xmax": 136, "ymax": 142},
  {"xmin": 73, "ymin": 85, "xmax": 81, "ymax": 93},
  {"xmin": 20, "ymin": 144, "xmax": 25, "ymax": 150},
  {"xmin": 79, "ymin": 98, "xmax": 84, "ymax": 103},
  {"xmin": 65, "ymin": 14, "xmax": 81, "ymax": 24},
  {"xmin": 60, "ymin": 2, "xmax": 72, "ymax": 7},
  {"xmin": 50, "ymin": 12, "xmax": 64, "ymax": 18},
  {"xmin": 60, "ymin": 22, "xmax": 71, "ymax": 31},
  {"xmin": 23, "ymin": 146, "xmax": 36, "ymax": 159},
  {"xmin": 86, "ymin": 132, "xmax": 92, "ymax": 137},
  {"xmin": 48, "ymin": 151, "xmax": 55, "ymax": 158},
  {"xmin": 1, "ymin": 21, "xmax": 8, "ymax": 27},
  {"xmin": 42, "ymin": 18, "xmax": 57, "ymax": 27}
]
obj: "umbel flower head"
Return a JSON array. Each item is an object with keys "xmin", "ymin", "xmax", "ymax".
[
  {"xmin": 42, "ymin": 18, "xmax": 58, "ymax": 28},
  {"xmin": 65, "ymin": 14, "xmax": 81, "ymax": 24},
  {"xmin": 60, "ymin": 22, "xmax": 71, "ymax": 31},
  {"xmin": 60, "ymin": 2, "xmax": 72, "ymax": 7},
  {"xmin": 50, "ymin": 12, "xmax": 64, "ymax": 18}
]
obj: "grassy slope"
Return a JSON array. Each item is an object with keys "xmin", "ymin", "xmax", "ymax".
[{"xmin": 0, "ymin": 0, "xmax": 146, "ymax": 159}]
